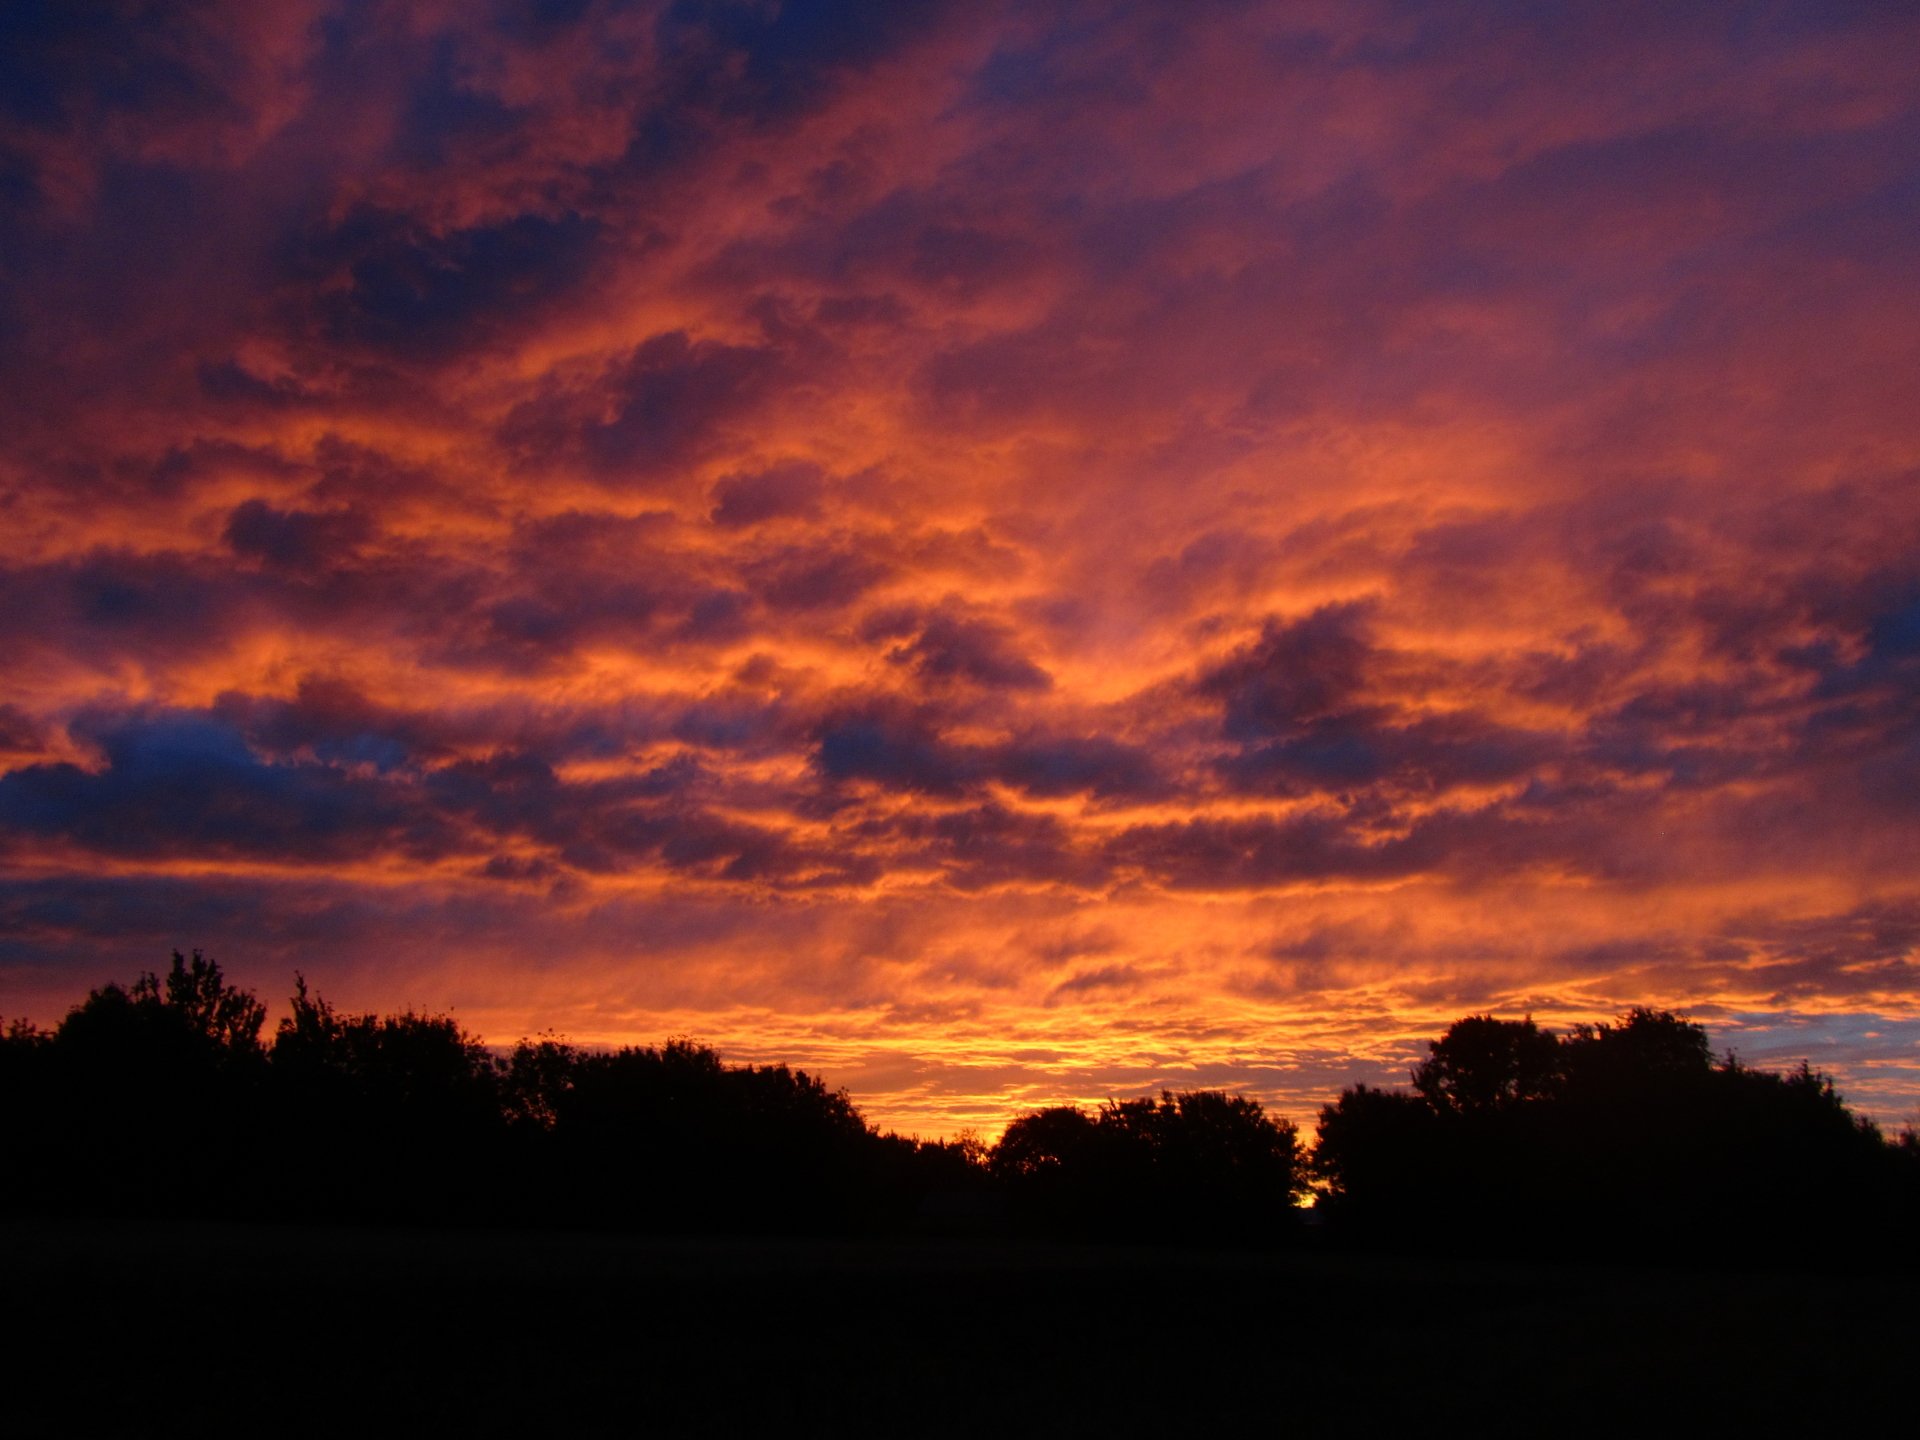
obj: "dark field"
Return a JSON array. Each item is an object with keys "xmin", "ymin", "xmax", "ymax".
[{"xmin": 4, "ymin": 1219, "xmax": 1908, "ymax": 1436}]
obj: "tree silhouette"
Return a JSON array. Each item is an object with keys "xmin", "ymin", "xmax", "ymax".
[
  {"xmin": 56, "ymin": 950, "xmax": 266, "ymax": 1066},
  {"xmin": 1314, "ymin": 1006, "xmax": 1911, "ymax": 1255},
  {"xmin": 273, "ymin": 974, "xmax": 496, "ymax": 1115},
  {"xmin": 268, "ymin": 974, "xmax": 503, "ymax": 1221},
  {"xmin": 0, "ymin": 1016, "xmax": 52, "ymax": 1209},
  {"xmin": 1311, "ymin": 1084, "xmax": 1447, "ymax": 1226},
  {"xmin": 142, "ymin": 949, "xmax": 267, "ymax": 1054},
  {"xmin": 992, "ymin": 1105, "xmax": 1100, "ymax": 1179},
  {"xmin": 5, "ymin": 960, "xmax": 1914, "ymax": 1254},
  {"xmin": 1561, "ymin": 1007, "xmax": 1712, "ymax": 1096},
  {"xmin": 499, "ymin": 1032, "xmax": 579, "ymax": 1131},
  {"xmin": 499, "ymin": 1036, "xmax": 877, "ymax": 1231},
  {"xmin": 31, "ymin": 951, "xmax": 270, "ymax": 1213},
  {"xmin": 992, "ymin": 1091, "xmax": 1304, "ymax": 1241},
  {"xmin": 1412, "ymin": 1014, "xmax": 1562, "ymax": 1114}
]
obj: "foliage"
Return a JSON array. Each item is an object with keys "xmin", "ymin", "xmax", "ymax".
[
  {"xmin": 992, "ymin": 1105, "xmax": 1099, "ymax": 1180},
  {"xmin": 138, "ymin": 949, "xmax": 268, "ymax": 1054},
  {"xmin": 1411, "ymin": 1014, "xmax": 1562, "ymax": 1114},
  {"xmin": 0, "ymin": 956, "xmax": 914, "ymax": 1230},
  {"xmin": 4, "ymin": 959, "xmax": 1913, "ymax": 1253},
  {"xmin": 1310, "ymin": 1084, "xmax": 1445, "ymax": 1218},
  {"xmin": 268, "ymin": 974, "xmax": 502, "ymax": 1220},
  {"xmin": 5, "ymin": 951, "xmax": 273, "ymax": 1212},
  {"xmin": 990, "ymin": 1089, "xmax": 1305, "ymax": 1241},
  {"xmin": 516, "ymin": 1037, "xmax": 876, "ymax": 1231},
  {"xmin": 1314, "ymin": 1006, "xmax": 1910, "ymax": 1254}
]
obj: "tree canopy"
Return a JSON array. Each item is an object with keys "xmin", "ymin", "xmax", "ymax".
[
  {"xmin": 4, "ymin": 960, "xmax": 1913, "ymax": 1254},
  {"xmin": 1314, "ymin": 1007, "xmax": 1914, "ymax": 1253}
]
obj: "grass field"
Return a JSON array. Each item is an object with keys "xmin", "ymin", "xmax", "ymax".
[{"xmin": 4, "ymin": 1217, "xmax": 1908, "ymax": 1435}]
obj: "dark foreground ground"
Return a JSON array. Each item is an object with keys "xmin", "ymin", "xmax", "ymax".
[{"xmin": 3, "ymin": 1217, "xmax": 1909, "ymax": 1436}]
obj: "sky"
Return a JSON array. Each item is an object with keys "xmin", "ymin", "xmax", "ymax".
[{"xmin": 2, "ymin": 0, "xmax": 1918, "ymax": 1138}]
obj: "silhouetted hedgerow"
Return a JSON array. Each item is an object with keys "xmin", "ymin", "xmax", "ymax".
[
  {"xmin": 1312, "ymin": 1008, "xmax": 1920, "ymax": 1257},
  {"xmin": 0, "ymin": 953, "xmax": 984, "ymax": 1235},
  {"xmin": 2, "ymin": 960, "xmax": 1914, "ymax": 1253}
]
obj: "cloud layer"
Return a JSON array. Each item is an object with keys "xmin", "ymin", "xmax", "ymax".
[{"xmin": 3, "ymin": 0, "xmax": 1918, "ymax": 1133}]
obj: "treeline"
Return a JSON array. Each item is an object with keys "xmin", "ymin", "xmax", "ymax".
[
  {"xmin": 3, "ymin": 953, "xmax": 1914, "ymax": 1253},
  {"xmin": 0, "ymin": 953, "xmax": 966, "ymax": 1233},
  {"xmin": 1313, "ymin": 1009, "xmax": 1917, "ymax": 1250}
]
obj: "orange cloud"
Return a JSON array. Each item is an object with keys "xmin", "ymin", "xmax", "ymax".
[{"xmin": 2, "ymin": 0, "xmax": 1918, "ymax": 1135}]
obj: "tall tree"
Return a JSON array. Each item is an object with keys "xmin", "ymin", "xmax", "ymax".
[{"xmin": 1412, "ymin": 1015, "xmax": 1562, "ymax": 1114}]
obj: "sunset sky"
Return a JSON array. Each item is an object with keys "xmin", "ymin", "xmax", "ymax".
[{"xmin": 2, "ymin": 0, "xmax": 1917, "ymax": 1137}]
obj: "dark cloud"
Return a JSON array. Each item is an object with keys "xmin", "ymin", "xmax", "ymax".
[
  {"xmin": 0, "ymin": 551, "xmax": 252, "ymax": 670},
  {"xmin": 1105, "ymin": 811, "xmax": 1397, "ymax": 891},
  {"xmin": 214, "ymin": 678, "xmax": 455, "ymax": 771},
  {"xmin": 672, "ymin": 587, "xmax": 757, "ymax": 644},
  {"xmin": 1219, "ymin": 713, "xmax": 1556, "ymax": 798},
  {"xmin": 655, "ymin": 0, "xmax": 964, "ymax": 126},
  {"xmin": 417, "ymin": 519, "xmax": 762, "ymax": 670},
  {"xmin": 502, "ymin": 330, "xmax": 785, "ymax": 483},
  {"xmin": 868, "ymin": 802, "xmax": 1101, "ymax": 892},
  {"xmin": 1201, "ymin": 602, "xmax": 1380, "ymax": 741},
  {"xmin": 746, "ymin": 542, "xmax": 892, "ymax": 612},
  {"xmin": 992, "ymin": 734, "xmax": 1163, "ymax": 801},
  {"xmin": 811, "ymin": 708, "xmax": 1162, "ymax": 806},
  {"xmin": 1097, "ymin": 787, "xmax": 1654, "ymax": 892},
  {"xmin": 1196, "ymin": 601, "xmax": 1558, "ymax": 800},
  {"xmin": 294, "ymin": 208, "xmax": 605, "ymax": 363},
  {"xmin": 813, "ymin": 711, "xmax": 981, "ymax": 797},
  {"xmin": 0, "ymin": 712, "xmax": 455, "ymax": 865},
  {"xmin": 669, "ymin": 692, "xmax": 795, "ymax": 755},
  {"xmin": 0, "ymin": 702, "xmax": 855, "ymax": 890},
  {"xmin": 391, "ymin": 746, "xmax": 881, "ymax": 888},
  {"xmin": 1048, "ymin": 964, "xmax": 1143, "ymax": 1002},
  {"xmin": 224, "ymin": 499, "xmax": 375, "ymax": 572},
  {"xmin": 709, "ymin": 462, "xmax": 826, "ymax": 528},
  {"xmin": 196, "ymin": 359, "xmax": 331, "ymax": 411},
  {"xmin": 1817, "ymin": 592, "xmax": 1920, "ymax": 703},
  {"xmin": 0, "ymin": 2, "xmax": 285, "ymax": 195},
  {"xmin": 0, "ymin": 703, "xmax": 46, "ymax": 754},
  {"xmin": 863, "ymin": 602, "xmax": 1052, "ymax": 691},
  {"xmin": 478, "ymin": 852, "xmax": 564, "ymax": 886}
]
